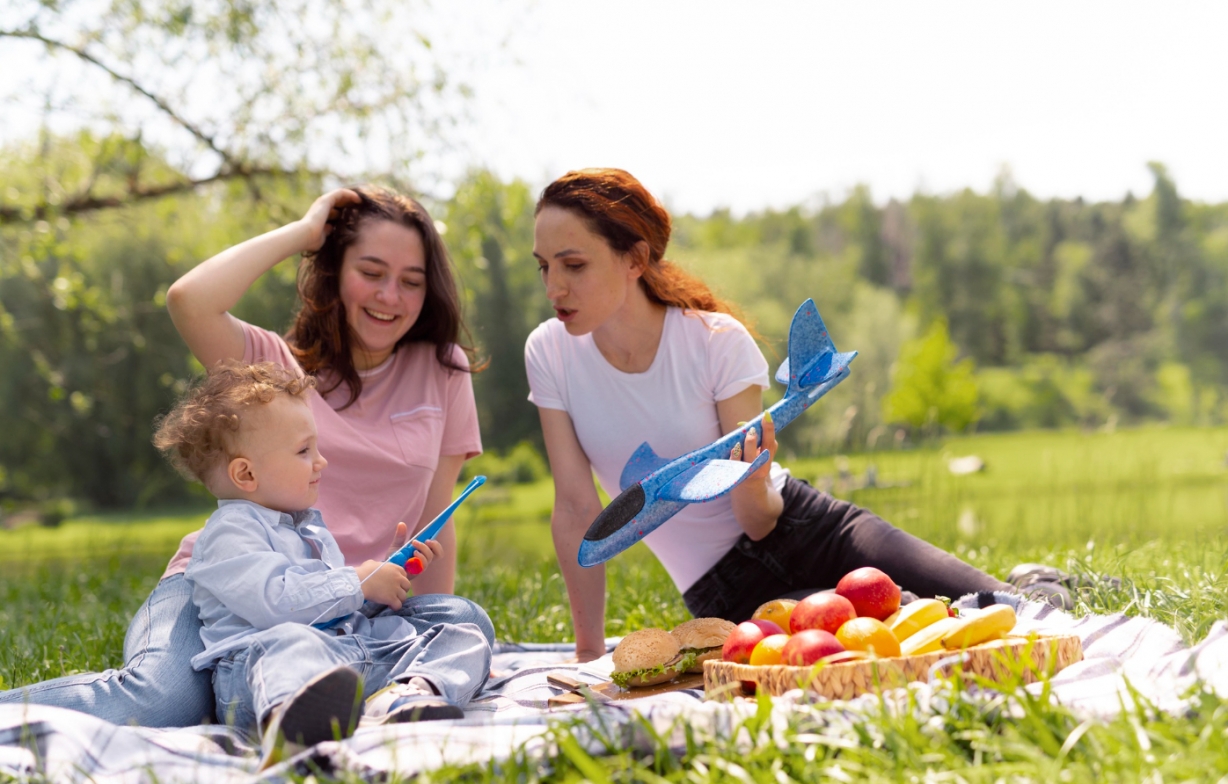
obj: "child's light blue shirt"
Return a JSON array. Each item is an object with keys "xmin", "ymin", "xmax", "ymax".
[{"xmin": 185, "ymin": 499, "xmax": 412, "ymax": 670}]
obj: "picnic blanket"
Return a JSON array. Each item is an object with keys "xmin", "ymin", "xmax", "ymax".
[{"xmin": 3, "ymin": 594, "xmax": 1226, "ymax": 783}]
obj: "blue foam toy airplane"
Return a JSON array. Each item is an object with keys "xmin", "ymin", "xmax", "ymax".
[{"xmin": 577, "ymin": 299, "xmax": 857, "ymax": 568}]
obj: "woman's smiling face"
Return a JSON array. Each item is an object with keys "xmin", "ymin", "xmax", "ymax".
[
  {"xmin": 338, "ymin": 219, "xmax": 427, "ymax": 369},
  {"xmin": 533, "ymin": 206, "xmax": 642, "ymax": 336}
]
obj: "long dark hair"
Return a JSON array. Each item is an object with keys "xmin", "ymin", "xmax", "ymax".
[{"xmin": 287, "ymin": 185, "xmax": 477, "ymax": 409}]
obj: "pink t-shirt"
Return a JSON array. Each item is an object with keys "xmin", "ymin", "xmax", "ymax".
[{"xmin": 163, "ymin": 322, "xmax": 482, "ymax": 576}]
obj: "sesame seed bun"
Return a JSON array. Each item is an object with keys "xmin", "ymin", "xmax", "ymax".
[
  {"xmin": 612, "ymin": 628, "xmax": 678, "ymax": 673},
  {"xmin": 670, "ymin": 618, "xmax": 738, "ymax": 650}
]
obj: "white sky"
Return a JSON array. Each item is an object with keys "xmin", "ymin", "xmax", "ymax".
[
  {"xmin": 449, "ymin": 0, "xmax": 1228, "ymax": 214},
  {"xmin": 3, "ymin": 1, "xmax": 1226, "ymax": 215}
]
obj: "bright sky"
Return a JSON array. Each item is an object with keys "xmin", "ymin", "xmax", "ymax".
[
  {"xmin": 4, "ymin": 1, "xmax": 1225, "ymax": 215},
  {"xmin": 451, "ymin": 0, "xmax": 1228, "ymax": 214}
]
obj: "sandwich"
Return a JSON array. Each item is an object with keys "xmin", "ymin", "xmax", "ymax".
[
  {"xmin": 670, "ymin": 617, "xmax": 737, "ymax": 672},
  {"xmin": 610, "ymin": 628, "xmax": 697, "ymax": 688}
]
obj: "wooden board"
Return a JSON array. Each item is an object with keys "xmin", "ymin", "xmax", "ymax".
[
  {"xmin": 704, "ymin": 633, "xmax": 1083, "ymax": 701},
  {"xmin": 547, "ymin": 671, "xmax": 706, "ymax": 708}
]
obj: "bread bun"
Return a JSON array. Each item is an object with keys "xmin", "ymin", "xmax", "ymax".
[
  {"xmin": 612, "ymin": 628, "xmax": 678, "ymax": 673},
  {"xmin": 670, "ymin": 617, "xmax": 737, "ymax": 650}
]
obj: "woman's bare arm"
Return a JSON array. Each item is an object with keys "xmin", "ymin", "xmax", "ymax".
[
  {"xmin": 717, "ymin": 384, "xmax": 783, "ymax": 540},
  {"xmin": 539, "ymin": 407, "xmax": 608, "ymax": 662},
  {"xmin": 165, "ymin": 189, "xmax": 359, "ymax": 368}
]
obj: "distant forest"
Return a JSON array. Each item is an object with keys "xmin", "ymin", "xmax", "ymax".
[{"xmin": 2, "ymin": 149, "xmax": 1225, "ymax": 510}]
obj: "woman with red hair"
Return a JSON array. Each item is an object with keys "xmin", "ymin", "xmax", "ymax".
[{"xmin": 526, "ymin": 168, "xmax": 1065, "ymax": 662}]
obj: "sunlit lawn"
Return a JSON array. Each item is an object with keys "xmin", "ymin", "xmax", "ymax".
[{"xmin": 2, "ymin": 424, "xmax": 1227, "ymax": 781}]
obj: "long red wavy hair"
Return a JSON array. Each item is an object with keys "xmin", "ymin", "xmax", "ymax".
[{"xmin": 535, "ymin": 168, "xmax": 748, "ymax": 325}]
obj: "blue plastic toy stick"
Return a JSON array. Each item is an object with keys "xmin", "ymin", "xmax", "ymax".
[
  {"xmin": 390, "ymin": 475, "xmax": 487, "ymax": 571},
  {"xmin": 309, "ymin": 475, "xmax": 486, "ymax": 629}
]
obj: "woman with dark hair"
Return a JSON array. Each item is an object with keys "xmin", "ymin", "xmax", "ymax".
[
  {"xmin": 526, "ymin": 168, "xmax": 1068, "ymax": 662},
  {"xmin": 0, "ymin": 187, "xmax": 494, "ymax": 726}
]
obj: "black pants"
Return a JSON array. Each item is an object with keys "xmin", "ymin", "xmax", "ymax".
[{"xmin": 682, "ymin": 478, "xmax": 1010, "ymax": 623}]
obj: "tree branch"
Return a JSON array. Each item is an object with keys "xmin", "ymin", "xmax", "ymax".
[
  {"xmin": 1, "ymin": 27, "xmax": 238, "ymax": 167},
  {"xmin": 0, "ymin": 167, "xmax": 282, "ymax": 224}
]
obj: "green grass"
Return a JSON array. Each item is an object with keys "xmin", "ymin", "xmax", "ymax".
[{"xmin": 2, "ymin": 425, "xmax": 1227, "ymax": 781}]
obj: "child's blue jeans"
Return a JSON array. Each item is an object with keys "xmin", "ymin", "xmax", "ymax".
[
  {"xmin": 0, "ymin": 575, "xmax": 495, "ymax": 728},
  {"xmin": 212, "ymin": 620, "xmax": 491, "ymax": 732}
]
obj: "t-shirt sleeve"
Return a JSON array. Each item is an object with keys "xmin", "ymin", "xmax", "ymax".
[
  {"xmin": 439, "ymin": 345, "xmax": 482, "ymax": 459},
  {"xmin": 242, "ymin": 321, "xmax": 304, "ymax": 375},
  {"xmin": 524, "ymin": 322, "xmax": 567, "ymax": 411},
  {"xmin": 707, "ymin": 315, "xmax": 771, "ymax": 401}
]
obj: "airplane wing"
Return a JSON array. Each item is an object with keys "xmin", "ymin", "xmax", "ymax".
[{"xmin": 657, "ymin": 451, "xmax": 771, "ymax": 503}]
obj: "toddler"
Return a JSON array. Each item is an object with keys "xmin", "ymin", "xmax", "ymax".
[{"xmin": 153, "ymin": 361, "xmax": 491, "ymax": 762}]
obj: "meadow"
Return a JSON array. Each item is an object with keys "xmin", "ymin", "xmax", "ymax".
[{"xmin": 2, "ymin": 425, "xmax": 1227, "ymax": 781}]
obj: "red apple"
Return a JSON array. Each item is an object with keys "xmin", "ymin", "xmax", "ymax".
[
  {"xmin": 789, "ymin": 592, "xmax": 857, "ymax": 635},
  {"xmin": 781, "ymin": 629, "xmax": 845, "ymax": 666},
  {"xmin": 835, "ymin": 567, "xmax": 902, "ymax": 620},
  {"xmin": 746, "ymin": 618, "xmax": 785, "ymax": 636},
  {"xmin": 722, "ymin": 621, "xmax": 772, "ymax": 664}
]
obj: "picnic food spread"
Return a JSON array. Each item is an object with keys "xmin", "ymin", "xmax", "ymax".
[
  {"xmin": 604, "ymin": 567, "xmax": 1082, "ymax": 700},
  {"xmin": 705, "ymin": 566, "xmax": 1083, "ymax": 700}
]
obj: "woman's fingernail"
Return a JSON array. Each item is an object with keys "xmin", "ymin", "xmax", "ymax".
[
  {"xmin": 764, "ymin": 411, "xmax": 773, "ymax": 425},
  {"xmin": 730, "ymin": 442, "xmax": 743, "ymax": 460},
  {"xmin": 737, "ymin": 421, "xmax": 748, "ymax": 427}
]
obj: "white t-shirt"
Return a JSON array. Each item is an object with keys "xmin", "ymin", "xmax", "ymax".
[{"xmin": 525, "ymin": 307, "xmax": 786, "ymax": 593}]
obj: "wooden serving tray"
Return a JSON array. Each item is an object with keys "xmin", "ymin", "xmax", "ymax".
[
  {"xmin": 547, "ymin": 670, "xmax": 706, "ymax": 708},
  {"xmin": 703, "ymin": 633, "xmax": 1083, "ymax": 701}
]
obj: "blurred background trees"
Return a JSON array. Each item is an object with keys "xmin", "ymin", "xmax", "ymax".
[{"xmin": 2, "ymin": 3, "xmax": 1227, "ymax": 515}]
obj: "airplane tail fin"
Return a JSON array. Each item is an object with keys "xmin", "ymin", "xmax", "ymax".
[
  {"xmin": 619, "ymin": 442, "xmax": 672, "ymax": 492},
  {"xmin": 774, "ymin": 299, "xmax": 856, "ymax": 396}
]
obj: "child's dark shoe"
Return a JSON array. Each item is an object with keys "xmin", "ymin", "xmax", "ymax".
[{"xmin": 259, "ymin": 664, "xmax": 363, "ymax": 770}]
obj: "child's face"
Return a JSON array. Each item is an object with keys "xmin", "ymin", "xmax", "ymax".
[{"xmin": 231, "ymin": 395, "xmax": 327, "ymax": 512}]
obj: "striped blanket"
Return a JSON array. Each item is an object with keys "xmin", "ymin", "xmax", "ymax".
[{"xmin": 3, "ymin": 596, "xmax": 1225, "ymax": 782}]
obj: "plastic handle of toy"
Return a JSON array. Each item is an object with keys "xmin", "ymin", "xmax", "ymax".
[{"xmin": 389, "ymin": 475, "xmax": 486, "ymax": 568}]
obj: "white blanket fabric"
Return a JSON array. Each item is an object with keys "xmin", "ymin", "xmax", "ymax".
[{"xmin": 3, "ymin": 598, "xmax": 1225, "ymax": 782}]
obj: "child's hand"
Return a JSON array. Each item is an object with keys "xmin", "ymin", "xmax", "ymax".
[
  {"xmin": 356, "ymin": 560, "xmax": 411, "ymax": 610},
  {"xmin": 405, "ymin": 539, "xmax": 444, "ymax": 579}
]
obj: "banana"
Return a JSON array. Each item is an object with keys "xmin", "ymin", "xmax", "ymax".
[
  {"xmin": 887, "ymin": 599, "xmax": 950, "ymax": 642},
  {"xmin": 941, "ymin": 604, "xmax": 1017, "ymax": 650},
  {"xmin": 900, "ymin": 615, "xmax": 963, "ymax": 656}
]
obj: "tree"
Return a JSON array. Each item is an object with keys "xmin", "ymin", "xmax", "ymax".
[
  {"xmin": 882, "ymin": 319, "xmax": 979, "ymax": 435},
  {"xmin": 0, "ymin": 0, "xmax": 469, "ymax": 224},
  {"xmin": 444, "ymin": 171, "xmax": 551, "ymax": 451}
]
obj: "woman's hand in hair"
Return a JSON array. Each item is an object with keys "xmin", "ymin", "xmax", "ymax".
[{"xmin": 298, "ymin": 189, "xmax": 362, "ymax": 252}]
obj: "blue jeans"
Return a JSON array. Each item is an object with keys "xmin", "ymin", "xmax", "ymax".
[
  {"xmin": 0, "ymin": 574, "xmax": 215, "ymax": 727},
  {"xmin": 0, "ymin": 573, "xmax": 496, "ymax": 729},
  {"xmin": 213, "ymin": 619, "xmax": 492, "ymax": 732}
]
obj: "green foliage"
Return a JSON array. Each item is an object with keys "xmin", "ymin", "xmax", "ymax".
[
  {"xmin": 882, "ymin": 319, "xmax": 979, "ymax": 434},
  {"xmin": 0, "ymin": 148, "xmax": 308, "ymax": 509},
  {"xmin": 460, "ymin": 441, "xmax": 549, "ymax": 485},
  {"xmin": 443, "ymin": 171, "xmax": 552, "ymax": 452}
]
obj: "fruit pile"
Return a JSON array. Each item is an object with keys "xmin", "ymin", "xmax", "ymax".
[{"xmin": 722, "ymin": 567, "xmax": 1018, "ymax": 667}]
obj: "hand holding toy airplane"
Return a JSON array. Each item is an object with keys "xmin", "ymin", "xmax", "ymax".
[{"xmin": 578, "ymin": 299, "xmax": 856, "ymax": 567}]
